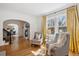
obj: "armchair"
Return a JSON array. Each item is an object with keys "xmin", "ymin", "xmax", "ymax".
[
  {"xmin": 47, "ymin": 32, "xmax": 70, "ymax": 56},
  {"xmin": 31, "ymin": 32, "xmax": 43, "ymax": 46}
]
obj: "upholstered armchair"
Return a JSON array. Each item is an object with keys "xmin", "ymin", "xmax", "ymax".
[
  {"xmin": 31, "ymin": 32, "xmax": 43, "ymax": 46},
  {"xmin": 47, "ymin": 32, "xmax": 70, "ymax": 56}
]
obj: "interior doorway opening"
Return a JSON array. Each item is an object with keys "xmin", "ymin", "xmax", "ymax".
[{"xmin": 3, "ymin": 19, "xmax": 30, "ymax": 50}]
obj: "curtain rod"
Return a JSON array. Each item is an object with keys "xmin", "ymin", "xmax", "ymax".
[{"xmin": 45, "ymin": 4, "xmax": 77, "ymax": 16}]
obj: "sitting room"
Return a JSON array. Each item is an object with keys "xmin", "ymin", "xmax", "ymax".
[{"xmin": 0, "ymin": 3, "xmax": 79, "ymax": 56}]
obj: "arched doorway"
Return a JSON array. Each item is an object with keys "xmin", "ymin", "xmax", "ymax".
[{"xmin": 3, "ymin": 19, "xmax": 30, "ymax": 50}]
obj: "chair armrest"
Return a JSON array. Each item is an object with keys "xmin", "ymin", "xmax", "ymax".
[{"xmin": 49, "ymin": 43, "xmax": 60, "ymax": 49}]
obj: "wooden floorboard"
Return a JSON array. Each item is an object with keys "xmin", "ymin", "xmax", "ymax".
[
  {"xmin": 0, "ymin": 37, "xmax": 40, "ymax": 56},
  {"xmin": 0, "ymin": 37, "xmax": 79, "ymax": 56}
]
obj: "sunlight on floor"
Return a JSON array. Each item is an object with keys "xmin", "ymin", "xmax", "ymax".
[{"xmin": 31, "ymin": 45, "xmax": 46, "ymax": 56}]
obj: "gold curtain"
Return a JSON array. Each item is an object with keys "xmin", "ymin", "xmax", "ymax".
[
  {"xmin": 42, "ymin": 16, "xmax": 46, "ymax": 46},
  {"xmin": 67, "ymin": 5, "xmax": 79, "ymax": 53}
]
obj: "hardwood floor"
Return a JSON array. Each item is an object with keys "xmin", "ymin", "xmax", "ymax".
[
  {"xmin": 0, "ymin": 37, "xmax": 40, "ymax": 56},
  {"xmin": 0, "ymin": 36, "xmax": 79, "ymax": 56}
]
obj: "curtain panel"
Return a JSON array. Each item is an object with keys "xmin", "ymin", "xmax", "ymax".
[
  {"xmin": 42, "ymin": 16, "xmax": 46, "ymax": 46},
  {"xmin": 67, "ymin": 5, "xmax": 79, "ymax": 53}
]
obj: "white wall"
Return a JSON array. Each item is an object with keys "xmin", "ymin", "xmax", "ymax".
[{"xmin": 0, "ymin": 9, "xmax": 42, "ymax": 46}]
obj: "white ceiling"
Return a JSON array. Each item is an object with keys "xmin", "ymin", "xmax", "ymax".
[{"xmin": 0, "ymin": 3, "xmax": 74, "ymax": 16}]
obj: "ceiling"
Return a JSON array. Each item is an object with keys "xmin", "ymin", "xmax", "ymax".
[{"xmin": 0, "ymin": 3, "xmax": 74, "ymax": 16}]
